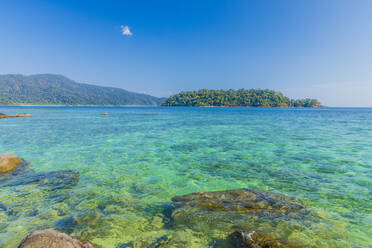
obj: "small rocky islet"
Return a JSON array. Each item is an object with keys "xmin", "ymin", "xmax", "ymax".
[
  {"xmin": 0, "ymin": 113, "xmax": 31, "ymax": 119},
  {"xmin": 1, "ymin": 154, "xmax": 308, "ymax": 247}
]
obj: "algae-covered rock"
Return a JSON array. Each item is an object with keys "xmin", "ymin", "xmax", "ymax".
[
  {"xmin": 172, "ymin": 188, "xmax": 304, "ymax": 220},
  {"xmin": 18, "ymin": 229, "xmax": 94, "ymax": 248},
  {"xmin": 215, "ymin": 230, "xmax": 302, "ymax": 248},
  {"xmin": 0, "ymin": 154, "xmax": 24, "ymax": 173},
  {"xmin": 171, "ymin": 189, "xmax": 310, "ymax": 237}
]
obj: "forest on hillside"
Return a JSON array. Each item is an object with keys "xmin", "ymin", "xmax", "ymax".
[
  {"xmin": 161, "ymin": 89, "xmax": 322, "ymax": 107},
  {"xmin": 0, "ymin": 74, "xmax": 164, "ymax": 106}
]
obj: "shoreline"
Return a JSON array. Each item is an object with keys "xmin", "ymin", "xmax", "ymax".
[
  {"xmin": 0, "ymin": 104, "xmax": 324, "ymax": 107},
  {"xmin": 1, "ymin": 105, "xmax": 372, "ymax": 108},
  {"xmin": 0, "ymin": 105, "xmax": 160, "ymax": 107}
]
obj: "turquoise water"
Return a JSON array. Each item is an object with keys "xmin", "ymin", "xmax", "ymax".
[{"xmin": 0, "ymin": 107, "xmax": 371, "ymax": 247}]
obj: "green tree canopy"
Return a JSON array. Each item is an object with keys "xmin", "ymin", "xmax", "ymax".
[{"xmin": 161, "ymin": 89, "xmax": 322, "ymax": 107}]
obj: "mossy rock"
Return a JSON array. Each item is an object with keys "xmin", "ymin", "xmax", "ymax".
[
  {"xmin": 171, "ymin": 189, "xmax": 311, "ymax": 239},
  {"xmin": 172, "ymin": 188, "xmax": 305, "ymax": 219},
  {"xmin": 215, "ymin": 230, "xmax": 302, "ymax": 248}
]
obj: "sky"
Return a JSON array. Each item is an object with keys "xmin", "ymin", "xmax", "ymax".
[{"xmin": 1, "ymin": 0, "xmax": 372, "ymax": 106}]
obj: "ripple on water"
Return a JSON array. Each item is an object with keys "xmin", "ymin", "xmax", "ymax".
[{"xmin": 0, "ymin": 107, "xmax": 371, "ymax": 247}]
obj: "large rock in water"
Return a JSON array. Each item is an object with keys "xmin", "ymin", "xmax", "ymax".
[
  {"xmin": 18, "ymin": 229, "xmax": 94, "ymax": 248},
  {"xmin": 172, "ymin": 188, "xmax": 305, "ymax": 219},
  {"xmin": 0, "ymin": 154, "xmax": 24, "ymax": 173},
  {"xmin": 171, "ymin": 189, "xmax": 310, "ymax": 244}
]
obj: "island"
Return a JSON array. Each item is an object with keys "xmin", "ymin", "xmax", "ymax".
[{"xmin": 161, "ymin": 89, "xmax": 323, "ymax": 107}]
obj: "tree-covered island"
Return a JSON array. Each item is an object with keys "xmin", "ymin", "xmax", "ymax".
[{"xmin": 161, "ymin": 89, "xmax": 323, "ymax": 107}]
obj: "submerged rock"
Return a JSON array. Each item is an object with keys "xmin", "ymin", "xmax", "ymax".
[
  {"xmin": 18, "ymin": 229, "xmax": 94, "ymax": 248},
  {"xmin": 215, "ymin": 230, "xmax": 301, "ymax": 248},
  {"xmin": 171, "ymin": 189, "xmax": 310, "ymax": 238},
  {"xmin": 0, "ymin": 154, "xmax": 24, "ymax": 173},
  {"xmin": 172, "ymin": 188, "xmax": 304, "ymax": 217},
  {"xmin": 0, "ymin": 169, "xmax": 80, "ymax": 189}
]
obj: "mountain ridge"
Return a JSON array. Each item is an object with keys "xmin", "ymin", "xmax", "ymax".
[{"xmin": 0, "ymin": 74, "xmax": 165, "ymax": 106}]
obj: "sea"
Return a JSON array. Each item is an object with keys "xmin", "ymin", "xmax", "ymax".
[{"xmin": 0, "ymin": 106, "xmax": 371, "ymax": 247}]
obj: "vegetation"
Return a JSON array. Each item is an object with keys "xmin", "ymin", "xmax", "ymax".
[
  {"xmin": 0, "ymin": 74, "xmax": 165, "ymax": 106},
  {"xmin": 161, "ymin": 89, "xmax": 322, "ymax": 107}
]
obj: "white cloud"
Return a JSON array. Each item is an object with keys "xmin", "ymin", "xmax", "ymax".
[{"xmin": 121, "ymin": 25, "xmax": 133, "ymax": 36}]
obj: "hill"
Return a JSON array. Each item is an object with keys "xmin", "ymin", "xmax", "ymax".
[
  {"xmin": 0, "ymin": 74, "xmax": 164, "ymax": 106},
  {"xmin": 161, "ymin": 89, "xmax": 322, "ymax": 107}
]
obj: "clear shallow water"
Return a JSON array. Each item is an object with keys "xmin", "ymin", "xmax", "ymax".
[{"xmin": 0, "ymin": 107, "xmax": 371, "ymax": 248}]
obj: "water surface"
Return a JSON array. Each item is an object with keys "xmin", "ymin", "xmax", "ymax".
[{"xmin": 0, "ymin": 107, "xmax": 371, "ymax": 247}]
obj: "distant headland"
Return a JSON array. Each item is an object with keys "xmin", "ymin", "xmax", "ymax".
[
  {"xmin": 161, "ymin": 89, "xmax": 323, "ymax": 107},
  {"xmin": 0, "ymin": 74, "xmax": 165, "ymax": 106}
]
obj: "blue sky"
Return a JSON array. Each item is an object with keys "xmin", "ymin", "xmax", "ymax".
[{"xmin": 1, "ymin": 0, "xmax": 372, "ymax": 106}]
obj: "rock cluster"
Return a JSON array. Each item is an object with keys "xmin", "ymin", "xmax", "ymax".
[
  {"xmin": 2, "ymin": 151, "xmax": 308, "ymax": 248},
  {"xmin": 0, "ymin": 154, "xmax": 90, "ymax": 247}
]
